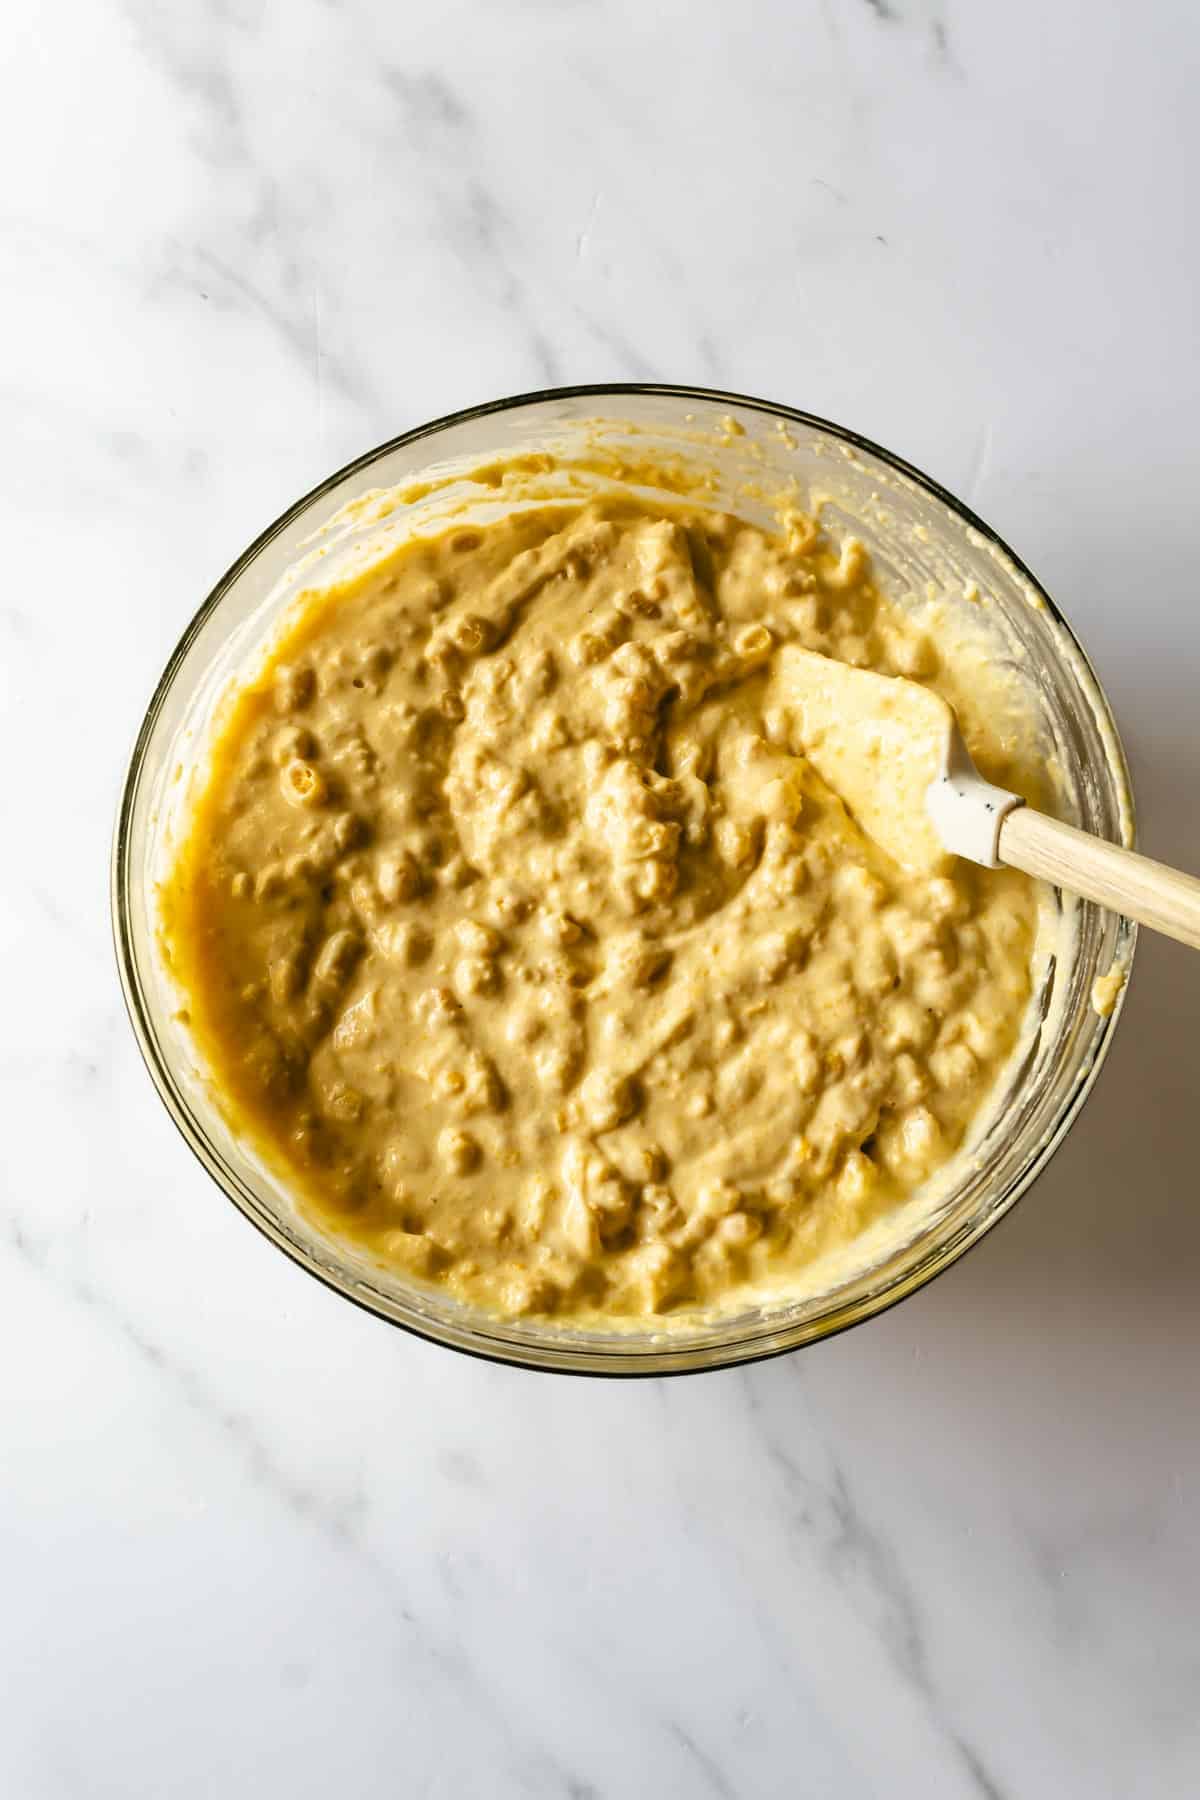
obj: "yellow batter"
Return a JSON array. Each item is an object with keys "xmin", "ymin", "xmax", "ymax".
[{"xmin": 162, "ymin": 496, "xmax": 1040, "ymax": 1320}]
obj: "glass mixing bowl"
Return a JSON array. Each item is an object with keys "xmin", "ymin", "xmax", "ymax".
[{"xmin": 112, "ymin": 385, "xmax": 1135, "ymax": 1374}]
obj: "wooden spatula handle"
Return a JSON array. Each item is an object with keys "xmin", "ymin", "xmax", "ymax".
[{"xmin": 998, "ymin": 808, "xmax": 1200, "ymax": 950}]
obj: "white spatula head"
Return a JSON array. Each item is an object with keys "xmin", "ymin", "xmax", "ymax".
[{"xmin": 766, "ymin": 645, "xmax": 1022, "ymax": 874}]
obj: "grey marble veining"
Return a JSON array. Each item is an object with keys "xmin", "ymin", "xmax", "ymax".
[{"xmin": 3, "ymin": 1, "xmax": 1199, "ymax": 1794}]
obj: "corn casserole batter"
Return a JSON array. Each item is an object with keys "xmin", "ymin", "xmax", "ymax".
[{"xmin": 163, "ymin": 496, "xmax": 1041, "ymax": 1320}]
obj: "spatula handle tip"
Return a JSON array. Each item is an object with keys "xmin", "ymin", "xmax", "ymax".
[{"xmin": 999, "ymin": 807, "xmax": 1200, "ymax": 951}]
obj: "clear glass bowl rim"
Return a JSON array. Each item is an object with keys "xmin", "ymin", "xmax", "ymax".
[{"xmin": 111, "ymin": 382, "xmax": 1136, "ymax": 1376}]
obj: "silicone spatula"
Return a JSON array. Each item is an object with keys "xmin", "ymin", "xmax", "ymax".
[{"xmin": 767, "ymin": 645, "xmax": 1200, "ymax": 951}]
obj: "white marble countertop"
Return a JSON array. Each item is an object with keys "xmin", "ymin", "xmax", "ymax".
[{"xmin": 4, "ymin": 2, "xmax": 1199, "ymax": 1794}]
